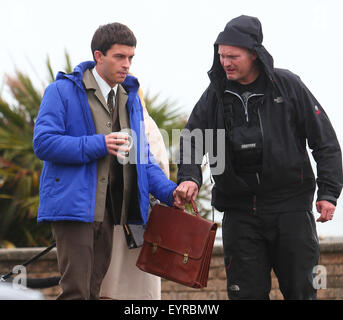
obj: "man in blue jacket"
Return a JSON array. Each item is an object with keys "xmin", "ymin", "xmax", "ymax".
[{"xmin": 33, "ymin": 22, "xmax": 177, "ymax": 299}]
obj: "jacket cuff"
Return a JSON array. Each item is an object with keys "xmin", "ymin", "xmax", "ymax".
[
  {"xmin": 167, "ymin": 189, "xmax": 175, "ymax": 207},
  {"xmin": 102, "ymin": 134, "xmax": 109, "ymax": 155},
  {"xmin": 317, "ymin": 195, "xmax": 337, "ymax": 206},
  {"xmin": 177, "ymin": 177, "xmax": 201, "ymax": 190}
]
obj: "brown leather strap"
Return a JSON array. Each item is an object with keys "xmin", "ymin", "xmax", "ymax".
[{"xmin": 191, "ymin": 200, "xmax": 199, "ymax": 216}]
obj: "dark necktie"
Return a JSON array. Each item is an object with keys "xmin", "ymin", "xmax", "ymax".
[{"xmin": 107, "ymin": 89, "xmax": 115, "ymax": 116}]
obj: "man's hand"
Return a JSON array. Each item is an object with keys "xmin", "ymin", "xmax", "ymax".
[
  {"xmin": 172, "ymin": 196, "xmax": 185, "ymax": 210},
  {"xmin": 316, "ymin": 200, "xmax": 336, "ymax": 223},
  {"xmin": 105, "ymin": 133, "xmax": 131, "ymax": 159},
  {"xmin": 173, "ymin": 181, "xmax": 199, "ymax": 209}
]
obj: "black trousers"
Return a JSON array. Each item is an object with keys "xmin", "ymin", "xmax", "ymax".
[{"xmin": 222, "ymin": 210, "xmax": 320, "ymax": 300}]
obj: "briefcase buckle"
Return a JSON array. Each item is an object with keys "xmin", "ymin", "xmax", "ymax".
[{"xmin": 152, "ymin": 242, "xmax": 158, "ymax": 254}]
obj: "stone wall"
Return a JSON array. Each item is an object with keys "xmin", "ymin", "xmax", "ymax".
[
  {"xmin": 161, "ymin": 241, "xmax": 343, "ymax": 300},
  {"xmin": 0, "ymin": 239, "xmax": 342, "ymax": 300}
]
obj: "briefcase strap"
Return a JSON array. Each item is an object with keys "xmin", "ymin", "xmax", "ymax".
[
  {"xmin": 191, "ymin": 200, "xmax": 199, "ymax": 216},
  {"xmin": 191, "ymin": 200, "xmax": 215, "ymax": 222}
]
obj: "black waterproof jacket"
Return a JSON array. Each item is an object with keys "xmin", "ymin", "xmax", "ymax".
[{"xmin": 177, "ymin": 15, "xmax": 343, "ymax": 213}]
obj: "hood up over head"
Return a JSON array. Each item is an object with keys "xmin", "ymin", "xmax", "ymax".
[{"xmin": 209, "ymin": 15, "xmax": 274, "ymax": 86}]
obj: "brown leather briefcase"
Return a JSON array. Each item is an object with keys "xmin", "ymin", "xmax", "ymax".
[{"xmin": 136, "ymin": 203, "xmax": 217, "ymax": 288}]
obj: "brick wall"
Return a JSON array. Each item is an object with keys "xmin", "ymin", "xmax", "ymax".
[{"xmin": 1, "ymin": 239, "xmax": 342, "ymax": 300}]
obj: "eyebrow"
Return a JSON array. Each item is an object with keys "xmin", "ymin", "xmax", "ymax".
[
  {"xmin": 114, "ymin": 53, "xmax": 135, "ymax": 58},
  {"xmin": 218, "ymin": 53, "xmax": 239, "ymax": 57}
]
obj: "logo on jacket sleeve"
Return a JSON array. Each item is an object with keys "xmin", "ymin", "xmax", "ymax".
[
  {"xmin": 273, "ymin": 96, "xmax": 284, "ymax": 103},
  {"xmin": 314, "ymin": 105, "xmax": 321, "ymax": 115}
]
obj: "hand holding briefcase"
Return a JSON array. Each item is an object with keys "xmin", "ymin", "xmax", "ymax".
[{"xmin": 136, "ymin": 202, "xmax": 217, "ymax": 288}]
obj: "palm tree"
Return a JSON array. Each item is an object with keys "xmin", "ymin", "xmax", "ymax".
[
  {"xmin": 0, "ymin": 72, "xmax": 47, "ymax": 247},
  {"xmin": 0, "ymin": 52, "xmax": 73, "ymax": 247}
]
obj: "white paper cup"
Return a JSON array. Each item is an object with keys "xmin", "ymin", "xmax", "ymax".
[{"xmin": 112, "ymin": 131, "xmax": 133, "ymax": 157}]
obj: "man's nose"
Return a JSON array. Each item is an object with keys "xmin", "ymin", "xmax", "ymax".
[
  {"xmin": 223, "ymin": 58, "xmax": 232, "ymax": 68},
  {"xmin": 123, "ymin": 58, "xmax": 131, "ymax": 69}
]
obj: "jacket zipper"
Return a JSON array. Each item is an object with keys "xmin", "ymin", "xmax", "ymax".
[
  {"xmin": 257, "ymin": 108, "xmax": 264, "ymax": 141},
  {"xmin": 256, "ymin": 173, "xmax": 261, "ymax": 184},
  {"xmin": 224, "ymin": 90, "xmax": 264, "ymax": 122},
  {"xmin": 257, "ymin": 107, "xmax": 265, "ymax": 177},
  {"xmin": 224, "ymin": 90, "xmax": 263, "ymax": 216}
]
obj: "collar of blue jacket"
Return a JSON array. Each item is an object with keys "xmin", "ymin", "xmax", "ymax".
[{"xmin": 56, "ymin": 60, "xmax": 140, "ymax": 94}]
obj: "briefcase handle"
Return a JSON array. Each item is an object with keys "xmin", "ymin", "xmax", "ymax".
[
  {"xmin": 174, "ymin": 199, "xmax": 199, "ymax": 216},
  {"xmin": 191, "ymin": 200, "xmax": 216, "ymax": 223},
  {"xmin": 191, "ymin": 199, "xmax": 199, "ymax": 216}
]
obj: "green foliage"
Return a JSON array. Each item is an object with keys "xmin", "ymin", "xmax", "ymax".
[
  {"xmin": 0, "ymin": 52, "xmax": 73, "ymax": 247},
  {"xmin": 0, "ymin": 72, "xmax": 49, "ymax": 247}
]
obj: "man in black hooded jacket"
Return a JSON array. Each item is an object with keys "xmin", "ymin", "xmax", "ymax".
[{"xmin": 174, "ymin": 15, "xmax": 343, "ymax": 300}]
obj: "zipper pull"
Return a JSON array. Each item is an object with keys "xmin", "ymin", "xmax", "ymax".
[{"xmin": 256, "ymin": 172, "xmax": 261, "ymax": 185}]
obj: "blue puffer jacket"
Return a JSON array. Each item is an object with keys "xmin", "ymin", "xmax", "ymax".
[{"xmin": 33, "ymin": 61, "xmax": 176, "ymax": 224}]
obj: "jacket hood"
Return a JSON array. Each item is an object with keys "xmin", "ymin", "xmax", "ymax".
[
  {"xmin": 56, "ymin": 60, "xmax": 139, "ymax": 93},
  {"xmin": 55, "ymin": 61, "xmax": 95, "ymax": 90},
  {"xmin": 209, "ymin": 15, "xmax": 274, "ymax": 86}
]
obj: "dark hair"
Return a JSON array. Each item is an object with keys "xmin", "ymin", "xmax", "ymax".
[{"xmin": 91, "ymin": 22, "xmax": 137, "ymax": 61}]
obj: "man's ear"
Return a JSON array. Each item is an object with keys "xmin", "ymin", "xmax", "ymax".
[
  {"xmin": 94, "ymin": 50, "xmax": 103, "ymax": 64},
  {"xmin": 251, "ymin": 50, "xmax": 258, "ymax": 61}
]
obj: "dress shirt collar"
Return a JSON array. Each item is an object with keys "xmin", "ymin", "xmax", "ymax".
[{"xmin": 92, "ymin": 67, "xmax": 118, "ymax": 103}]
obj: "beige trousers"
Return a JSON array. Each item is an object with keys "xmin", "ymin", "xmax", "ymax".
[{"xmin": 100, "ymin": 225, "xmax": 161, "ymax": 300}]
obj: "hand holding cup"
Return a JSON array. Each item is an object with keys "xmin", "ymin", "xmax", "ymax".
[{"xmin": 105, "ymin": 131, "xmax": 133, "ymax": 160}]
